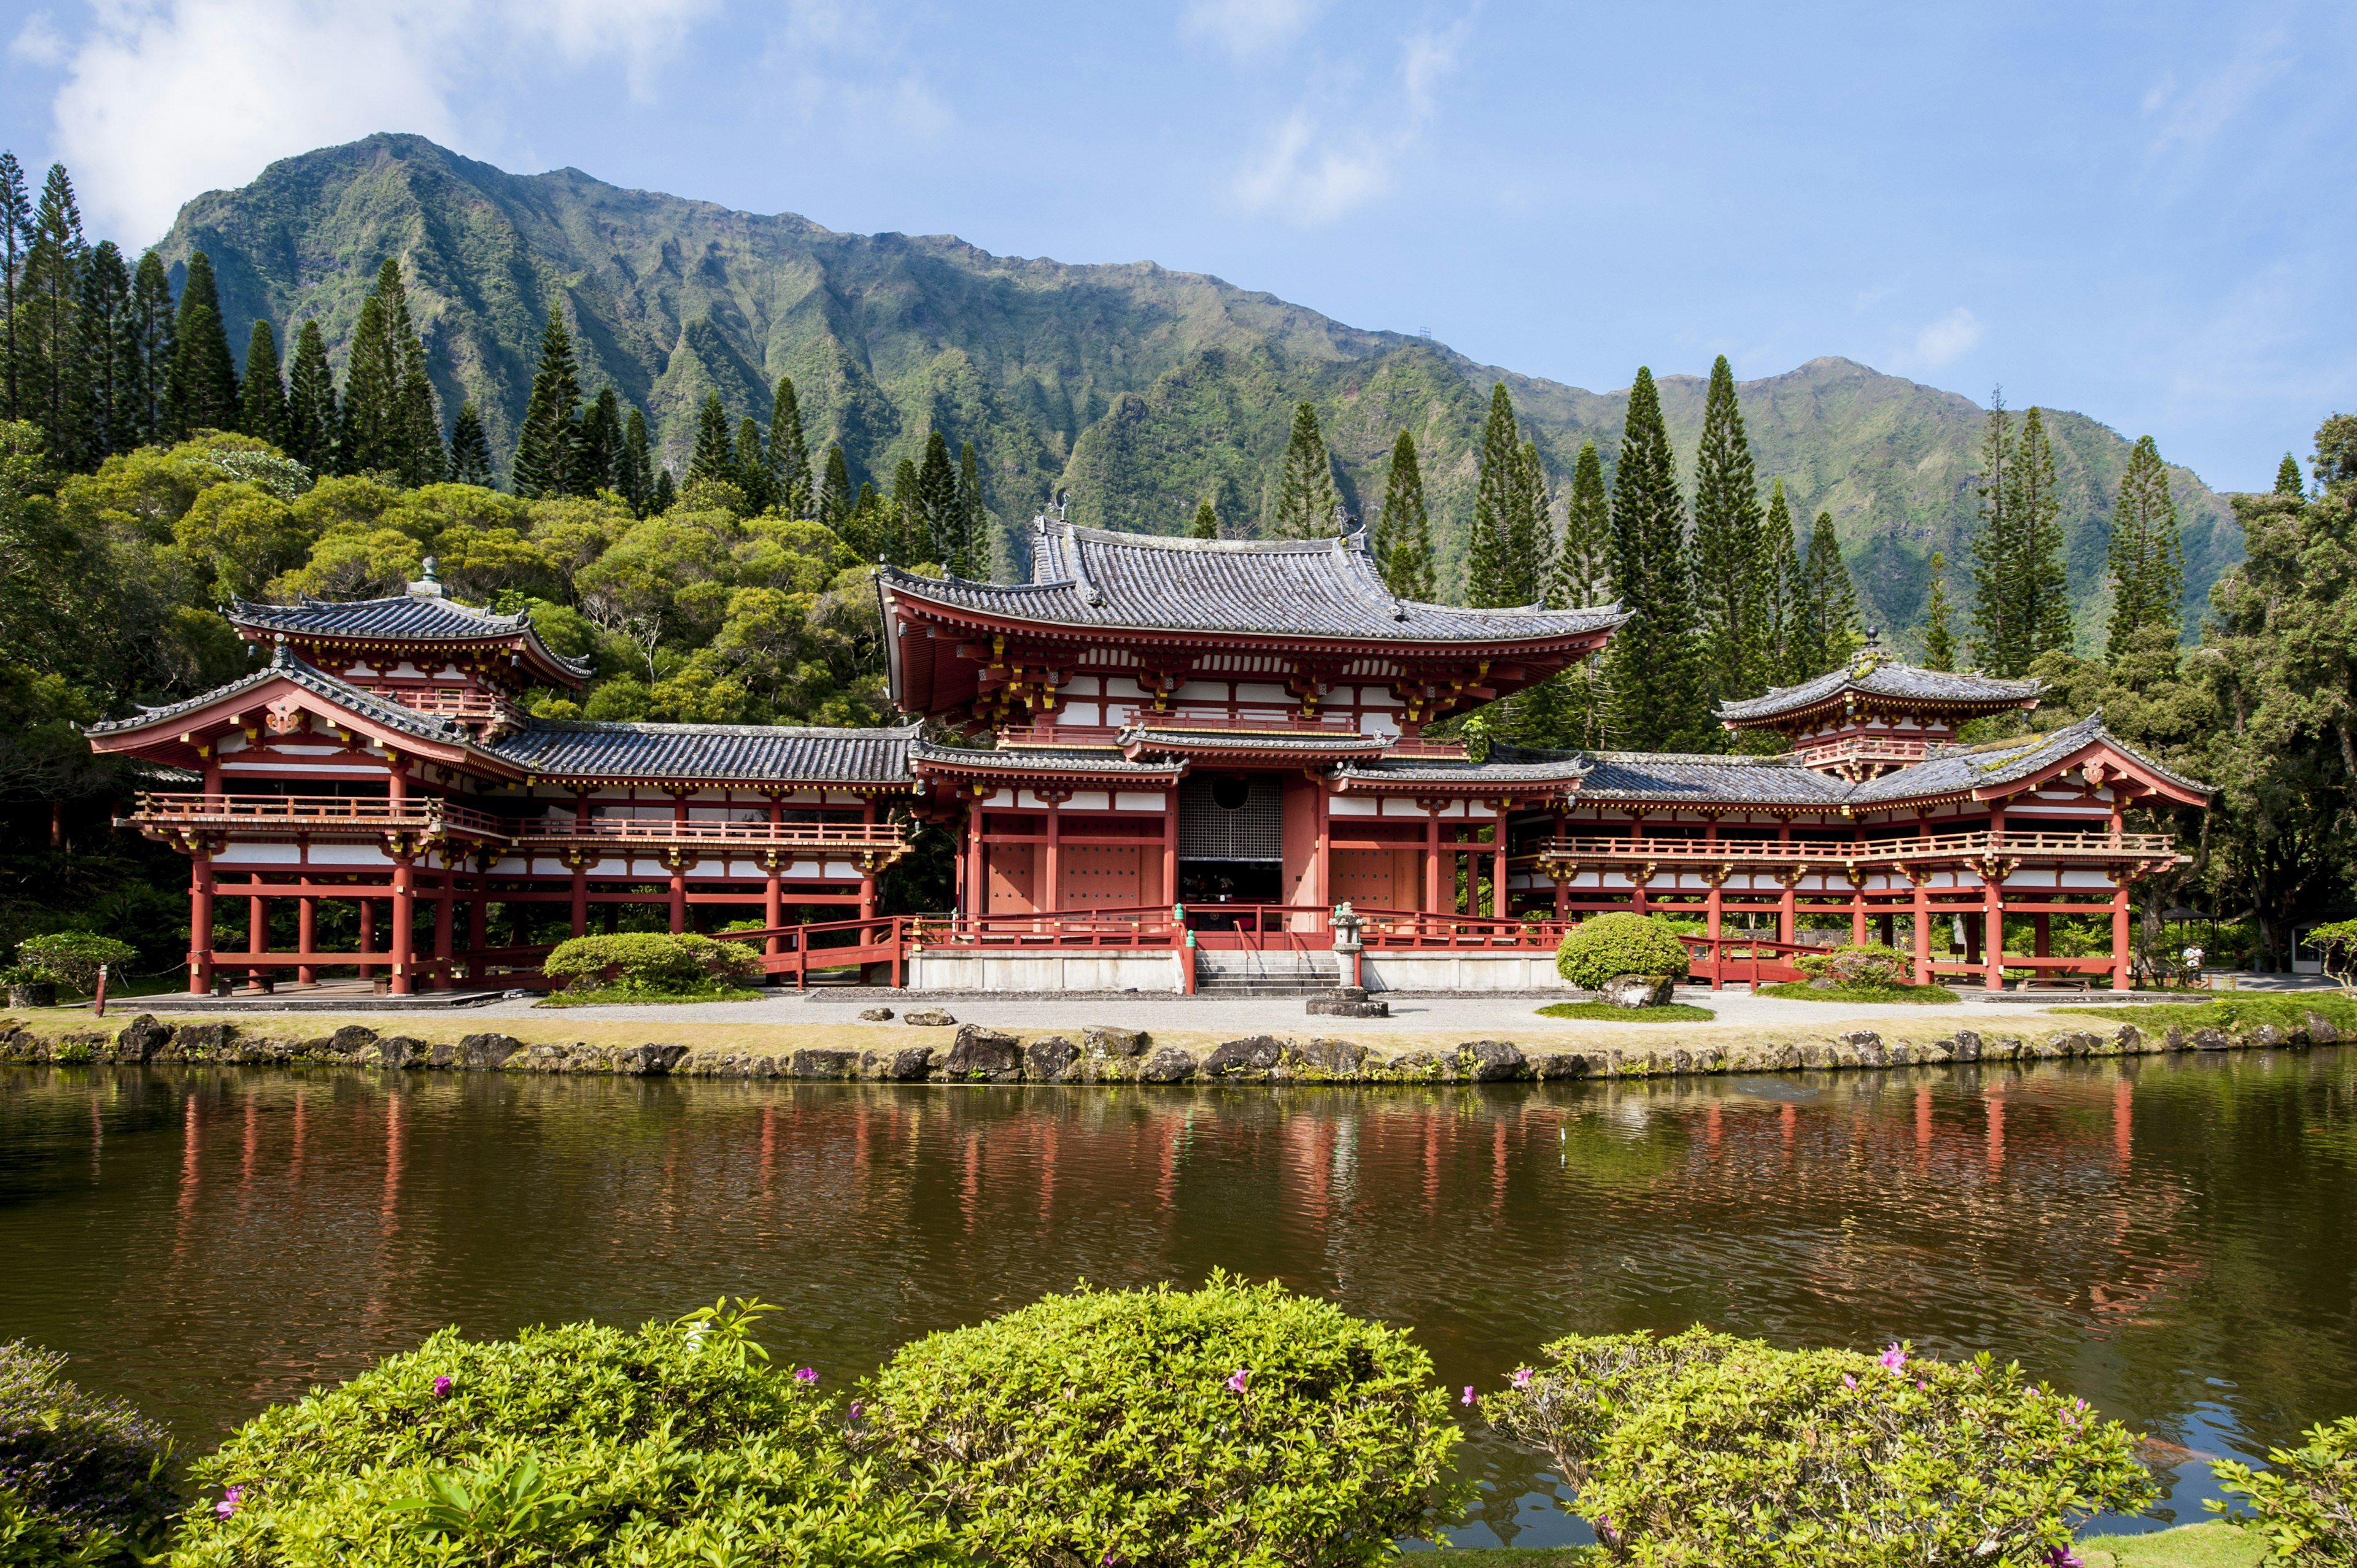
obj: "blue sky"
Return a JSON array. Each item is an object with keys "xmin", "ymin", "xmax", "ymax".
[{"xmin": 3, "ymin": 0, "xmax": 2350, "ymax": 492}]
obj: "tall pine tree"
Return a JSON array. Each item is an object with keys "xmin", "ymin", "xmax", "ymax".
[
  {"xmin": 650, "ymin": 465, "xmax": 676, "ymax": 514},
  {"xmin": 282, "ymin": 319, "xmax": 338, "ymax": 474},
  {"xmin": 125, "ymin": 250, "xmax": 174, "ymax": 447},
  {"xmin": 1921, "ymin": 550, "xmax": 1957, "ymax": 671},
  {"xmin": 447, "ymin": 401, "xmax": 493, "ymax": 487},
  {"xmin": 1689, "ymin": 354, "xmax": 1767, "ymax": 706},
  {"xmin": 165, "ymin": 249, "xmax": 239, "ymax": 439},
  {"xmin": 341, "ymin": 258, "xmax": 438, "ymax": 481},
  {"xmin": 1968, "ymin": 393, "xmax": 2021, "ymax": 674},
  {"xmin": 1759, "ymin": 478, "xmax": 1804, "ymax": 683},
  {"xmin": 889, "ymin": 456, "xmax": 925, "ymax": 566},
  {"xmin": 1509, "ymin": 439, "xmax": 1550, "ymax": 604},
  {"xmin": 1269, "ymin": 401, "xmax": 1338, "ymax": 539},
  {"xmin": 2012, "ymin": 406, "xmax": 2073, "ymax": 663},
  {"xmin": 21, "ymin": 163, "xmax": 89, "ymax": 454},
  {"xmin": 1190, "ymin": 497, "xmax": 1220, "ymax": 539},
  {"xmin": 1549, "ymin": 441, "xmax": 1610, "ymax": 610},
  {"xmin": 2105, "ymin": 433, "xmax": 2185, "ymax": 660},
  {"xmin": 770, "ymin": 376, "xmax": 811, "ymax": 517},
  {"xmin": 0, "ymin": 153, "xmax": 27, "ymax": 421},
  {"xmin": 913, "ymin": 430, "xmax": 964, "ymax": 565},
  {"xmin": 955, "ymin": 439, "xmax": 986, "ymax": 577},
  {"xmin": 1790, "ymin": 512, "xmax": 1862, "ymax": 675},
  {"xmin": 687, "ymin": 392, "xmax": 735, "ymax": 485},
  {"xmin": 1466, "ymin": 383, "xmax": 1524, "ymax": 606},
  {"xmin": 238, "ymin": 319, "xmax": 285, "ymax": 448},
  {"xmin": 72, "ymin": 241, "xmax": 134, "ymax": 464},
  {"xmin": 578, "ymin": 387, "xmax": 622, "ymax": 496},
  {"xmin": 512, "ymin": 307, "xmax": 584, "ymax": 498},
  {"xmin": 1376, "ymin": 430, "xmax": 1436, "ymax": 600},
  {"xmin": 617, "ymin": 406, "xmax": 653, "ymax": 512},
  {"xmin": 2275, "ymin": 452, "xmax": 2305, "ymax": 496},
  {"xmin": 1606, "ymin": 367, "xmax": 1707, "ymax": 750},
  {"xmin": 818, "ymin": 445, "xmax": 852, "ymax": 533},
  {"xmin": 735, "ymin": 415, "xmax": 772, "ymax": 511}
]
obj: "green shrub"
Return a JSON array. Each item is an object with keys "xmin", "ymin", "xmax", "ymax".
[
  {"xmin": 2210, "ymin": 1413, "xmax": 2357, "ymax": 1567},
  {"xmin": 1482, "ymin": 1326, "xmax": 2153, "ymax": 1568},
  {"xmin": 173, "ymin": 1300, "xmax": 961, "ymax": 1568},
  {"xmin": 1795, "ymin": 942, "xmax": 1913, "ymax": 987},
  {"xmin": 867, "ymin": 1272, "xmax": 1465, "ymax": 1567},
  {"xmin": 14, "ymin": 933, "xmax": 136, "ymax": 996},
  {"xmin": 0, "ymin": 1340, "xmax": 179, "ymax": 1565},
  {"xmin": 541, "ymin": 932, "xmax": 762, "ymax": 995},
  {"xmin": 1554, "ymin": 914, "xmax": 1691, "ymax": 991}
]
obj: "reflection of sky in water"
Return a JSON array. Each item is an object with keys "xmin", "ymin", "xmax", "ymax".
[{"xmin": 2, "ymin": 1046, "xmax": 2351, "ymax": 1548}]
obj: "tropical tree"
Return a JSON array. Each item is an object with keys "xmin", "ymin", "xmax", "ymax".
[
  {"xmin": 1689, "ymin": 355, "xmax": 1766, "ymax": 705},
  {"xmin": 1375, "ymin": 430, "xmax": 1435, "ymax": 600},
  {"xmin": 2105, "ymin": 434, "xmax": 2185, "ymax": 660},
  {"xmin": 1605, "ymin": 367, "xmax": 1706, "ymax": 750},
  {"xmin": 1269, "ymin": 401, "xmax": 1339, "ymax": 539}
]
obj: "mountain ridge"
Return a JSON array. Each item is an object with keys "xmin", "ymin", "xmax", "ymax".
[{"xmin": 155, "ymin": 133, "xmax": 2241, "ymax": 649}]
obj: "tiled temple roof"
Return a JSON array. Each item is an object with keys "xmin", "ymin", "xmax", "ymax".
[
  {"xmin": 1332, "ymin": 746, "xmax": 1596, "ymax": 789},
  {"xmin": 1717, "ymin": 655, "xmax": 2042, "ymax": 724},
  {"xmin": 882, "ymin": 522, "xmax": 1628, "ymax": 643},
  {"xmin": 85, "ymin": 648, "xmax": 474, "ymax": 746},
  {"xmin": 1848, "ymin": 711, "xmax": 2208, "ymax": 802},
  {"xmin": 1564, "ymin": 751, "xmax": 1849, "ymax": 806},
  {"xmin": 911, "ymin": 738, "xmax": 1186, "ymax": 777},
  {"xmin": 230, "ymin": 592, "xmax": 594, "ymax": 678},
  {"xmin": 490, "ymin": 722, "xmax": 921, "ymax": 785}
]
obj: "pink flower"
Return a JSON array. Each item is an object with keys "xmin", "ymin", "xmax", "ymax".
[
  {"xmin": 1462, "ymin": 1386, "xmax": 1476, "ymax": 1407},
  {"xmin": 794, "ymin": 1367, "xmax": 819, "ymax": 1385},
  {"xmin": 848, "ymin": 1400, "xmax": 863, "ymax": 1419},
  {"xmin": 215, "ymin": 1485, "xmax": 243, "ymax": 1519},
  {"xmin": 1226, "ymin": 1369, "xmax": 1248, "ymax": 1392},
  {"xmin": 1512, "ymin": 1367, "xmax": 1534, "ymax": 1389},
  {"xmin": 1843, "ymin": 1373, "xmax": 1857, "ymax": 1389},
  {"xmin": 432, "ymin": 1376, "xmax": 452, "ymax": 1398},
  {"xmin": 2042, "ymin": 1548, "xmax": 2083, "ymax": 1567},
  {"xmin": 1878, "ymin": 1343, "xmax": 1908, "ymax": 1372}
]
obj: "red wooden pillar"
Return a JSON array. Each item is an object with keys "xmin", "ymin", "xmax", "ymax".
[
  {"xmin": 1911, "ymin": 875, "xmax": 1932, "ymax": 985},
  {"xmin": 358, "ymin": 895, "xmax": 375, "ymax": 975},
  {"xmin": 858, "ymin": 800, "xmax": 878, "ymax": 922},
  {"xmin": 569, "ymin": 861, "xmax": 589, "ymax": 938},
  {"xmin": 1550, "ymin": 808, "xmax": 1568, "ymax": 919},
  {"xmin": 1043, "ymin": 795, "xmax": 1062, "ymax": 914},
  {"xmin": 247, "ymin": 884, "xmax": 268, "ymax": 989},
  {"xmin": 433, "ymin": 854, "xmax": 455, "ymax": 989},
  {"xmin": 1705, "ymin": 873, "xmax": 1724, "ymax": 989},
  {"xmin": 967, "ymin": 794, "xmax": 988, "ymax": 921},
  {"xmin": 1776, "ymin": 818, "xmax": 1795, "ymax": 942},
  {"xmin": 1983, "ymin": 802, "xmax": 2007, "ymax": 991},
  {"xmin": 297, "ymin": 892, "xmax": 317, "ymax": 984},
  {"xmin": 1161, "ymin": 785, "xmax": 1178, "ymax": 910},
  {"xmin": 188, "ymin": 853, "xmax": 215, "ymax": 995},
  {"xmin": 669, "ymin": 795, "xmax": 689, "ymax": 933},
  {"xmin": 1423, "ymin": 808, "xmax": 1442, "ymax": 914},
  {"xmin": 1490, "ymin": 811, "xmax": 1507, "ymax": 919},
  {"xmin": 764, "ymin": 852, "xmax": 784, "ymax": 947},
  {"xmin": 389, "ymin": 856, "xmax": 416, "ymax": 997},
  {"xmin": 2111, "ymin": 878, "xmax": 2133, "ymax": 992}
]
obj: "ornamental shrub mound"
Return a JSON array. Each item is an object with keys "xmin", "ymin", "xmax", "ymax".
[
  {"xmin": 2212, "ymin": 1413, "xmax": 2357, "ymax": 1566},
  {"xmin": 15, "ymin": 933, "xmax": 137, "ymax": 996},
  {"xmin": 173, "ymin": 1300, "xmax": 961, "ymax": 1568},
  {"xmin": 1798, "ymin": 941, "xmax": 1914, "ymax": 988},
  {"xmin": 867, "ymin": 1271, "xmax": 1466, "ymax": 1567},
  {"xmin": 0, "ymin": 1340, "xmax": 179, "ymax": 1565},
  {"xmin": 541, "ymin": 932, "xmax": 762, "ymax": 995},
  {"xmin": 1554, "ymin": 913, "xmax": 1691, "ymax": 992},
  {"xmin": 1482, "ymin": 1326, "xmax": 2154, "ymax": 1568}
]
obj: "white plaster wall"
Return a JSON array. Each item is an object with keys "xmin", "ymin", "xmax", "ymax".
[
  {"xmin": 1360, "ymin": 955, "xmax": 1574, "ymax": 992},
  {"xmin": 908, "ymin": 949, "xmax": 1185, "ymax": 992}
]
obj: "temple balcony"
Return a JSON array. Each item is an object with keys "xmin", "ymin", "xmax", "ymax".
[
  {"xmin": 375, "ymin": 687, "xmax": 528, "ymax": 735},
  {"xmin": 1789, "ymin": 733, "xmax": 1930, "ymax": 774},
  {"xmin": 120, "ymin": 792, "xmax": 511, "ymax": 845},
  {"xmin": 1525, "ymin": 827, "xmax": 2180, "ymax": 873},
  {"xmin": 514, "ymin": 817, "xmax": 907, "ymax": 868}
]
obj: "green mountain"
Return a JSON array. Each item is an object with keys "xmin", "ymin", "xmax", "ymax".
[{"xmin": 158, "ymin": 133, "xmax": 2240, "ymax": 652}]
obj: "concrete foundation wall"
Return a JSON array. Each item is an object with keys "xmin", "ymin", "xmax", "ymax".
[
  {"xmin": 908, "ymin": 949, "xmax": 1185, "ymax": 993},
  {"xmin": 1361, "ymin": 954, "xmax": 1573, "ymax": 992}
]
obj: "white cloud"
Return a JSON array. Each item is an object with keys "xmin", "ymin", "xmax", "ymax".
[
  {"xmin": 1231, "ymin": 20, "xmax": 1464, "ymax": 225},
  {"xmin": 2143, "ymin": 29, "xmax": 2291, "ymax": 159},
  {"xmin": 40, "ymin": 0, "xmax": 718, "ymax": 243},
  {"xmin": 9, "ymin": 11, "xmax": 66, "ymax": 67},
  {"xmin": 1897, "ymin": 307, "xmax": 1984, "ymax": 373},
  {"xmin": 1183, "ymin": 0, "xmax": 1325, "ymax": 61},
  {"xmin": 754, "ymin": 1, "xmax": 954, "ymax": 149}
]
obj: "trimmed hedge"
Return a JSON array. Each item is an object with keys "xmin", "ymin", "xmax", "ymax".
[
  {"xmin": 173, "ymin": 1301, "xmax": 959, "ymax": 1568},
  {"xmin": 541, "ymin": 933, "xmax": 762, "ymax": 995},
  {"xmin": 1797, "ymin": 942, "xmax": 1914, "ymax": 987},
  {"xmin": 1554, "ymin": 914, "xmax": 1691, "ymax": 992},
  {"xmin": 0, "ymin": 1340, "xmax": 178, "ymax": 1566},
  {"xmin": 1482, "ymin": 1326, "xmax": 2153, "ymax": 1568},
  {"xmin": 867, "ymin": 1272, "xmax": 1465, "ymax": 1566}
]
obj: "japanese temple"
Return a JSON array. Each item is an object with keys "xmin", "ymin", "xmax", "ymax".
[{"xmin": 87, "ymin": 517, "xmax": 2207, "ymax": 998}]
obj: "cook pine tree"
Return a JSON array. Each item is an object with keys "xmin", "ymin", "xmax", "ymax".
[
  {"xmin": 1689, "ymin": 355, "xmax": 1768, "ymax": 708},
  {"xmin": 1190, "ymin": 497, "xmax": 1220, "ymax": 539},
  {"xmin": 1375, "ymin": 430, "xmax": 1436, "ymax": 601},
  {"xmin": 511, "ymin": 306, "xmax": 585, "ymax": 499},
  {"xmin": 1468, "ymin": 383, "xmax": 1547, "ymax": 606},
  {"xmin": 1969, "ymin": 393, "xmax": 2073, "ymax": 676},
  {"xmin": 282, "ymin": 319, "xmax": 337, "ymax": 473},
  {"xmin": 1606, "ymin": 366, "xmax": 1708, "ymax": 751},
  {"xmin": 768, "ymin": 377, "xmax": 811, "ymax": 519},
  {"xmin": 1921, "ymin": 550, "xmax": 1957, "ymax": 671},
  {"xmin": 2105, "ymin": 434, "xmax": 2185, "ymax": 661},
  {"xmin": 238, "ymin": 319, "xmax": 285, "ymax": 449},
  {"xmin": 446, "ymin": 401, "xmax": 493, "ymax": 487},
  {"xmin": 1270, "ymin": 401, "xmax": 1339, "ymax": 539}
]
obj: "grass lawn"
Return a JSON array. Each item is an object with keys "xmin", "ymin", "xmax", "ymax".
[
  {"xmin": 1535, "ymin": 1002, "xmax": 1717, "ymax": 1022},
  {"xmin": 1419, "ymin": 1525, "xmax": 2256, "ymax": 1567},
  {"xmin": 2057, "ymin": 992, "xmax": 2357, "ymax": 1033},
  {"xmin": 532, "ymin": 986, "xmax": 765, "ymax": 1008},
  {"xmin": 1757, "ymin": 979, "xmax": 1963, "ymax": 1005}
]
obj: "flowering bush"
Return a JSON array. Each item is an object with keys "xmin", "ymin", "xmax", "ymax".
[
  {"xmin": 2211, "ymin": 1413, "xmax": 2357, "ymax": 1567},
  {"xmin": 0, "ymin": 1340, "xmax": 178, "ymax": 1565},
  {"xmin": 1554, "ymin": 914, "xmax": 1692, "ymax": 992},
  {"xmin": 1795, "ymin": 942, "xmax": 1914, "ymax": 987},
  {"xmin": 1481, "ymin": 1326, "xmax": 2153, "ymax": 1567},
  {"xmin": 866, "ymin": 1272, "xmax": 1465, "ymax": 1566},
  {"xmin": 172, "ymin": 1300, "xmax": 960, "ymax": 1568},
  {"xmin": 541, "ymin": 932, "xmax": 762, "ymax": 995}
]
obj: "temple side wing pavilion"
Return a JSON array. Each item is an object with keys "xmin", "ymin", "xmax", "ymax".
[{"xmin": 87, "ymin": 518, "xmax": 2208, "ymax": 997}]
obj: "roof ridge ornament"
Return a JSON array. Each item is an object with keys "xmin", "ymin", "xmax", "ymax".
[{"xmin": 406, "ymin": 557, "xmax": 445, "ymax": 598}]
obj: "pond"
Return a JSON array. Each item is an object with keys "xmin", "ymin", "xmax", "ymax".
[{"xmin": 4, "ymin": 1048, "xmax": 2353, "ymax": 1548}]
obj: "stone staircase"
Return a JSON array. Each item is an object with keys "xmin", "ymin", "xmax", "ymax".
[{"xmin": 1192, "ymin": 950, "xmax": 1343, "ymax": 997}]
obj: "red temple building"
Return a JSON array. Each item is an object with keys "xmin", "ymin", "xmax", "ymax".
[{"xmin": 89, "ymin": 519, "xmax": 2208, "ymax": 1000}]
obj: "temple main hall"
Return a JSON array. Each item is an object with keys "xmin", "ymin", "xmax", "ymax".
[{"xmin": 87, "ymin": 517, "xmax": 2205, "ymax": 997}]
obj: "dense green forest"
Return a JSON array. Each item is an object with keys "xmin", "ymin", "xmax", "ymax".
[{"xmin": 2, "ymin": 148, "xmax": 2350, "ymax": 978}]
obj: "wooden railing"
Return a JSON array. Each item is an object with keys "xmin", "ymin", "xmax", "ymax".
[
  {"xmin": 514, "ymin": 818, "xmax": 905, "ymax": 856},
  {"xmin": 1790, "ymin": 734, "xmax": 1930, "ymax": 769},
  {"xmin": 714, "ymin": 914, "xmax": 912, "ymax": 987},
  {"xmin": 1528, "ymin": 828, "xmax": 2175, "ymax": 866},
  {"xmin": 124, "ymin": 792, "xmax": 510, "ymax": 839},
  {"xmin": 378, "ymin": 688, "xmax": 525, "ymax": 727}
]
